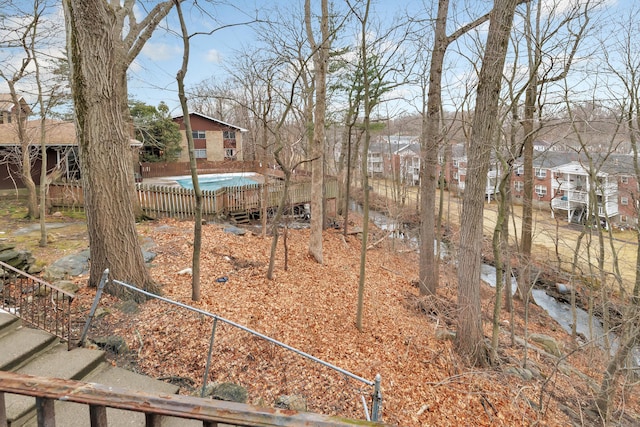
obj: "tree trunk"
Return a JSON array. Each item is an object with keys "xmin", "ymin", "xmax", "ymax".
[
  {"xmin": 64, "ymin": 0, "xmax": 163, "ymax": 297},
  {"xmin": 595, "ymin": 331, "xmax": 638, "ymax": 419},
  {"xmin": 21, "ymin": 140, "xmax": 38, "ymax": 219},
  {"xmin": 519, "ymin": 80, "xmax": 535, "ymax": 299},
  {"xmin": 7, "ymin": 83, "xmax": 38, "ymax": 219},
  {"xmin": 456, "ymin": 0, "xmax": 519, "ymax": 366},
  {"xmin": 419, "ymin": 0, "xmax": 449, "ymax": 296},
  {"xmin": 305, "ymin": 0, "xmax": 329, "ymax": 264},
  {"xmin": 175, "ymin": 0, "xmax": 202, "ymax": 302}
]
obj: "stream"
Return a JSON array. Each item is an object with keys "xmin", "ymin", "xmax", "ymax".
[{"xmin": 354, "ymin": 202, "xmax": 638, "ymax": 363}]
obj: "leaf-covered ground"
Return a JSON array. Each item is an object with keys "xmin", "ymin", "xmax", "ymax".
[{"xmin": 71, "ymin": 216, "xmax": 640, "ymax": 426}]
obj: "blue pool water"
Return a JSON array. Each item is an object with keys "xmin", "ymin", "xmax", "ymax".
[{"xmin": 175, "ymin": 174, "xmax": 259, "ymax": 191}]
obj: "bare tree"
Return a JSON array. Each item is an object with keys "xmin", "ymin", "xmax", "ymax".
[
  {"xmin": 305, "ymin": 0, "xmax": 330, "ymax": 264},
  {"xmin": 173, "ymin": 1, "xmax": 203, "ymax": 301},
  {"xmin": 352, "ymin": 0, "xmax": 373, "ymax": 331},
  {"xmin": 594, "ymin": 7, "xmax": 640, "ymax": 416},
  {"xmin": 415, "ymin": 0, "xmax": 490, "ymax": 295},
  {"xmin": 62, "ymin": 0, "xmax": 175, "ymax": 295},
  {"xmin": 517, "ymin": 0, "xmax": 594, "ymax": 299},
  {"xmin": 0, "ymin": 0, "xmax": 43, "ymax": 219},
  {"xmin": 456, "ymin": 0, "xmax": 520, "ymax": 366}
]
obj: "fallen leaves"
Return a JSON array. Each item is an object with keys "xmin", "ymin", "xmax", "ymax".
[{"xmin": 70, "ymin": 216, "xmax": 640, "ymax": 426}]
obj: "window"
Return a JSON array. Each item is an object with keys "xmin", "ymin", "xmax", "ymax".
[
  {"xmin": 535, "ymin": 184, "xmax": 547, "ymax": 197},
  {"xmin": 194, "ymin": 149, "xmax": 207, "ymax": 158},
  {"xmin": 621, "ymin": 176, "xmax": 629, "ymax": 184},
  {"xmin": 535, "ymin": 168, "xmax": 547, "ymax": 179},
  {"xmin": 516, "ymin": 165, "xmax": 524, "ymax": 176},
  {"xmin": 192, "ymin": 130, "xmax": 206, "ymax": 139},
  {"xmin": 453, "ymin": 159, "xmax": 459, "ymax": 167},
  {"xmin": 621, "ymin": 196, "xmax": 629, "ymax": 205},
  {"xmin": 621, "ymin": 215, "xmax": 628, "ymax": 223},
  {"xmin": 225, "ymin": 148, "xmax": 236, "ymax": 159},
  {"xmin": 223, "ymin": 130, "xmax": 236, "ymax": 140},
  {"xmin": 514, "ymin": 181, "xmax": 524, "ymax": 192}
]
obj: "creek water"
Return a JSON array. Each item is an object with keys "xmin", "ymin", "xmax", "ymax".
[
  {"xmin": 354, "ymin": 201, "xmax": 637, "ymax": 362},
  {"xmin": 479, "ymin": 263, "xmax": 606, "ymax": 344}
]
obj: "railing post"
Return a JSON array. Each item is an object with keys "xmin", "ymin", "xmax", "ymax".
[
  {"xmin": 0, "ymin": 392, "xmax": 7, "ymax": 427},
  {"xmin": 371, "ymin": 374, "xmax": 382, "ymax": 422},
  {"xmin": 201, "ymin": 317, "xmax": 218, "ymax": 397},
  {"xmin": 89, "ymin": 405, "xmax": 107, "ymax": 427},
  {"xmin": 145, "ymin": 413, "xmax": 162, "ymax": 427},
  {"xmin": 36, "ymin": 397, "xmax": 55, "ymax": 427},
  {"xmin": 79, "ymin": 269, "xmax": 109, "ymax": 347}
]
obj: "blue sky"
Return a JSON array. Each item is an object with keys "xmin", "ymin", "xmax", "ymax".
[
  {"xmin": 127, "ymin": 0, "xmax": 626, "ymax": 115},
  {"xmin": 0, "ymin": 0, "xmax": 630, "ymax": 117},
  {"xmin": 127, "ymin": 0, "xmax": 447, "ymax": 113}
]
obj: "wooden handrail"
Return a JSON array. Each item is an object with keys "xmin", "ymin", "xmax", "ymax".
[{"xmin": 0, "ymin": 371, "xmax": 386, "ymax": 427}]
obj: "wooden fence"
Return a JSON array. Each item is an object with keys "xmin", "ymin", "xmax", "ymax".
[
  {"xmin": 139, "ymin": 160, "xmax": 261, "ymax": 178},
  {"xmin": 49, "ymin": 178, "xmax": 338, "ymax": 220}
]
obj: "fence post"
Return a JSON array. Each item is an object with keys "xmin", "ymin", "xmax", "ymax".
[
  {"xmin": 79, "ymin": 269, "xmax": 109, "ymax": 347},
  {"xmin": 201, "ymin": 317, "xmax": 218, "ymax": 397},
  {"xmin": 371, "ymin": 374, "xmax": 382, "ymax": 422}
]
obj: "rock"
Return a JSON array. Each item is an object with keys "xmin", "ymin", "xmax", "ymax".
[
  {"xmin": 51, "ymin": 211, "xmax": 64, "ymax": 217},
  {"xmin": 0, "ymin": 247, "xmax": 36, "ymax": 272},
  {"xmin": 0, "ymin": 243, "xmax": 15, "ymax": 252},
  {"xmin": 223, "ymin": 225, "xmax": 246, "ymax": 236},
  {"xmin": 275, "ymin": 394, "xmax": 307, "ymax": 412},
  {"xmin": 199, "ymin": 383, "xmax": 216, "ymax": 398},
  {"xmin": 53, "ymin": 280, "xmax": 80, "ymax": 295},
  {"xmin": 556, "ymin": 283, "xmax": 571, "ymax": 294},
  {"xmin": 92, "ymin": 335, "xmax": 129, "ymax": 355},
  {"xmin": 27, "ymin": 263, "xmax": 43, "ymax": 274},
  {"xmin": 117, "ymin": 300, "xmax": 139, "ymax": 314},
  {"xmin": 529, "ymin": 333, "xmax": 563, "ymax": 357},
  {"xmin": 43, "ymin": 249, "xmax": 90, "ymax": 280},
  {"xmin": 210, "ymin": 382, "xmax": 248, "ymax": 403},
  {"xmin": 0, "ymin": 250, "xmax": 20, "ymax": 262},
  {"xmin": 142, "ymin": 250, "xmax": 156, "ymax": 263},
  {"xmin": 177, "ymin": 268, "xmax": 192, "ymax": 275},
  {"xmin": 435, "ymin": 329, "xmax": 456, "ymax": 341}
]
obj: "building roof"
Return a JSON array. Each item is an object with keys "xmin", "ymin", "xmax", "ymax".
[
  {"xmin": 172, "ymin": 112, "xmax": 248, "ymax": 132},
  {"xmin": 532, "ymin": 151, "xmax": 577, "ymax": 169},
  {"xmin": 0, "ymin": 93, "xmax": 31, "ymax": 115},
  {"xmin": 396, "ymin": 142, "xmax": 420, "ymax": 156},
  {"xmin": 0, "ymin": 119, "xmax": 76, "ymax": 146}
]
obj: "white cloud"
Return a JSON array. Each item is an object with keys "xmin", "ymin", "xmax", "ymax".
[
  {"xmin": 142, "ymin": 42, "xmax": 182, "ymax": 61},
  {"xmin": 205, "ymin": 49, "xmax": 222, "ymax": 63}
]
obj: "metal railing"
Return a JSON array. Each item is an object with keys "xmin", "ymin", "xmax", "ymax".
[
  {"xmin": 80, "ymin": 270, "xmax": 383, "ymax": 423},
  {"xmin": 0, "ymin": 371, "xmax": 386, "ymax": 427},
  {"xmin": 0, "ymin": 260, "xmax": 74, "ymax": 349}
]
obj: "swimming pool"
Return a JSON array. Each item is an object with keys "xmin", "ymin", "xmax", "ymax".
[{"xmin": 175, "ymin": 173, "xmax": 260, "ymax": 192}]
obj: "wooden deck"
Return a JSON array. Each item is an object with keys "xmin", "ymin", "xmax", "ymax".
[{"xmin": 49, "ymin": 177, "xmax": 337, "ymax": 220}]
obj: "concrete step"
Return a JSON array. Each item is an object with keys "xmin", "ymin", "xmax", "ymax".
[
  {"xmin": 24, "ymin": 364, "xmax": 180, "ymax": 427},
  {"xmin": 0, "ymin": 312, "xmax": 181, "ymax": 427},
  {"xmin": 5, "ymin": 344, "xmax": 106, "ymax": 426},
  {"xmin": 0, "ymin": 326, "xmax": 57, "ymax": 371},
  {"xmin": 0, "ymin": 310, "xmax": 21, "ymax": 338}
]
